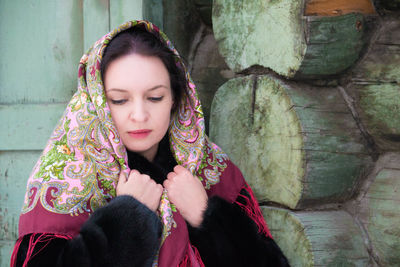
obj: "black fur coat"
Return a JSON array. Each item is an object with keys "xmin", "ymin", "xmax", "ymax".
[{"xmin": 15, "ymin": 140, "xmax": 290, "ymax": 267}]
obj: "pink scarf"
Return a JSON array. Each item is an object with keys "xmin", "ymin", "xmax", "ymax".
[{"xmin": 12, "ymin": 20, "xmax": 271, "ymax": 267}]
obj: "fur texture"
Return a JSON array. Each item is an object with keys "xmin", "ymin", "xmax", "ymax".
[
  {"xmin": 17, "ymin": 196, "xmax": 162, "ymax": 267},
  {"xmin": 16, "ymin": 143, "xmax": 290, "ymax": 266},
  {"xmin": 188, "ymin": 196, "xmax": 290, "ymax": 267}
]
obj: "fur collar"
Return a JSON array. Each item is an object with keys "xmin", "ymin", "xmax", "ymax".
[{"xmin": 127, "ymin": 135, "xmax": 177, "ymax": 184}]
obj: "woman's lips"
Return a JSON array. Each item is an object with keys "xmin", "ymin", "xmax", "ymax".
[{"xmin": 128, "ymin": 129, "xmax": 152, "ymax": 139}]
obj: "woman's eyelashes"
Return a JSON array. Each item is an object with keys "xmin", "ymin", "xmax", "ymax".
[
  {"xmin": 148, "ymin": 96, "xmax": 164, "ymax": 102},
  {"xmin": 110, "ymin": 99, "xmax": 127, "ymax": 105},
  {"xmin": 109, "ymin": 96, "xmax": 164, "ymax": 105}
]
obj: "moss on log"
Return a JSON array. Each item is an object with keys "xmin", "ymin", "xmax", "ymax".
[
  {"xmin": 210, "ymin": 75, "xmax": 372, "ymax": 209},
  {"xmin": 262, "ymin": 207, "xmax": 371, "ymax": 266},
  {"xmin": 212, "ymin": 0, "xmax": 373, "ymax": 78},
  {"xmin": 356, "ymin": 153, "xmax": 400, "ymax": 265},
  {"xmin": 349, "ymin": 15, "xmax": 400, "ymax": 151}
]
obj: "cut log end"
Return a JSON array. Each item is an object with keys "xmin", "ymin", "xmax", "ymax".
[{"xmin": 262, "ymin": 207, "xmax": 371, "ymax": 266}]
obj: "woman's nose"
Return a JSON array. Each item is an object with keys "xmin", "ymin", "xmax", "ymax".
[{"xmin": 129, "ymin": 102, "xmax": 148, "ymax": 122}]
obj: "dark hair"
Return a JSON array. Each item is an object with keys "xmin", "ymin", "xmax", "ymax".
[{"xmin": 101, "ymin": 27, "xmax": 187, "ymax": 111}]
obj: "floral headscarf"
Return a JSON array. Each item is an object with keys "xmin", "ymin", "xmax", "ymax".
[{"xmin": 17, "ymin": 20, "xmax": 253, "ymax": 266}]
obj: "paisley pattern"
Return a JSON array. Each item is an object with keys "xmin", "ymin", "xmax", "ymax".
[{"xmin": 20, "ymin": 20, "xmax": 230, "ymax": 264}]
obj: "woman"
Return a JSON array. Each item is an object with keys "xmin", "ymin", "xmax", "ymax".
[{"xmin": 11, "ymin": 20, "xmax": 289, "ymax": 266}]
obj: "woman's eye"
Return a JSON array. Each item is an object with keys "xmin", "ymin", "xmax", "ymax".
[
  {"xmin": 148, "ymin": 96, "xmax": 164, "ymax": 102},
  {"xmin": 111, "ymin": 99, "xmax": 127, "ymax": 105}
]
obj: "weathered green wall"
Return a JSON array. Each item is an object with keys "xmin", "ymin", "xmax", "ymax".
[{"xmin": 0, "ymin": 1, "xmax": 143, "ymax": 265}]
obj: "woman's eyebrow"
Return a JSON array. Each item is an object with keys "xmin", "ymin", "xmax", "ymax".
[
  {"xmin": 106, "ymin": 85, "xmax": 169, "ymax": 93},
  {"xmin": 148, "ymin": 85, "xmax": 169, "ymax": 91},
  {"xmin": 106, "ymin": 88, "xmax": 127, "ymax": 93}
]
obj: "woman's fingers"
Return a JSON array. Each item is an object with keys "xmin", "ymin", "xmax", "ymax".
[
  {"xmin": 118, "ymin": 170, "xmax": 127, "ymax": 184},
  {"xmin": 165, "ymin": 165, "xmax": 208, "ymax": 227},
  {"xmin": 116, "ymin": 169, "xmax": 163, "ymax": 212}
]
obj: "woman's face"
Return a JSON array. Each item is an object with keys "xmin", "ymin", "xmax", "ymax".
[{"xmin": 104, "ymin": 53, "xmax": 174, "ymax": 161}]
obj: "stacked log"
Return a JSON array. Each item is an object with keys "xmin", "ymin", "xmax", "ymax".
[
  {"xmin": 347, "ymin": 15, "xmax": 400, "ymax": 151},
  {"xmin": 212, "ymin": 0, "xmax": 376, "ymax": 78},
  {"xmin": 210, "ymin": 75, "xmax": 373, "ymax": 209},
  {"xmin": 351, "ymin": 153, "xmax": 400, "ymax": 266},
  {"xmin": 262, "ymin": 207, "xmax": 371, "ymax": 266},
  {"xmin": 207, "ymin": 0, "xmax": 400, "ymax": 265}
]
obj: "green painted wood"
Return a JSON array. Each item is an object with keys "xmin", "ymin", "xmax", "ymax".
[
  {"xmin": 210, "ymin": 76, "xmax": 372, "ymax": 208},
  {"xmin": 110, "ymin": 0, "xmax": 143, "ymax": 30},
  {"xmin": 0, "ymin": 151, "xmax": 41, "ymax": 241},
  {"xmin": 262, "ymin": 207, "xmax": 371, "ymax": 266},
  {"xmin": 349, "ymin": 16, "xmax": 400, "ymax": 151},
  {"xmin": 296, "ymin": 13, "xmax": 365, "ymax": 78},
  {"xmin": 212, "ymin": 0, "xmax": 367, "ymax": 78},
  {"xmin": 357, "ymin": 153, "xmax": 400, "ymax": 266},
  {"xmin": 352, "ymin": 16, "xmax": 400, "ymax": 83},
  {"xmin": 83, "ymin": 0, "xmax": 110, "ymax": 51},
  {"xmin": 212, "ymin": 0, "xmax": 305, "ymax": 76},
  {"xmin": 0, "ymin": 103, "xmax": 67, "ymax": 150},
  {"xmin": 357, "ymin": 83, "xmax": 400, "ymax": 150},
  {"xmin": 143, "ymin": 0, "xmax": 163, "ymax": 30},
  {"xmin": 261, "ymin": 207, "xmax": 313, "ymax": 266},
  {"xmin": 0, "ymin": 240, "xmax": 15, "ymax": 267},
  {"xmin": 0, "ymin": 0, "xmax": 83, "ymax": 104}
]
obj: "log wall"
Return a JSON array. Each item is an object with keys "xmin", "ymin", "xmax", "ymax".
[{"xmin": 184, "ymin": 0, "xmax": 400, "ymax": 265}]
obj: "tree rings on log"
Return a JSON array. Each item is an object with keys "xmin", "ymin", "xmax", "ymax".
[
  {"xmin": 209, "ymin": 75, "xmax": 372, "ymax": 209},
  {"xmin": 356, "ymin": 153, "xmax": 400, "ymax": 265},
  {"xmin": 212, "ymin": 0, "xmax": 374, "ymax": 78},
  {"xmin": 262, "ymin": 207, "xmax": 371, "ymax": 266}
]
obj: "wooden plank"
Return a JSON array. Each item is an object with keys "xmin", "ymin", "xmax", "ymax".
[
  {"xmin": 0, "ymin": 103, "xmax": 67, "ymax": 151},
  {"xmin": 0, "ymin": 240, "xmax": 16, "ymax": 267},
  {"xmin": 0, "ymin": 0, "xmax": 83, "ymax": 104},
  {"xmin": 109, "ymin": 0, "xmax": 143, "ymax": 30},
  {"xmin": 143, "ymin": 0, "xmax": 163, "ymax": 30},
  {"xmin": 305, "ymin": 0, "xmax": 376, "ymax": 16},
  {"xmin": 83, "ymin": 0, "xmax": 110, "ymax": 51},
  {"xmin": 0, "ymin": 151, "xmax": 41, "ymax": 242}
]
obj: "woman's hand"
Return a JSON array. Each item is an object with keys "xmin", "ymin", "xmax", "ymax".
[
  {"xmin": 117, "ymin": 169, "xmax": 163, "ymax": 212},
  {"xmin": 163, "ymin": 165, "xmax": 208, "ymax": 228}
]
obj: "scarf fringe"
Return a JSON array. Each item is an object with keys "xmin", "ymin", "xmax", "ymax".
[
  {"xmin": 178, "ymin": 244, "xmax": 205, "ymax": 267},
  {"xmin": 10, "ymin": 233, "xmax": 72, "ymax": 267},
  {"xmin": 235, "ymin": 183, "xmax": 272, "ymax": 238}
]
